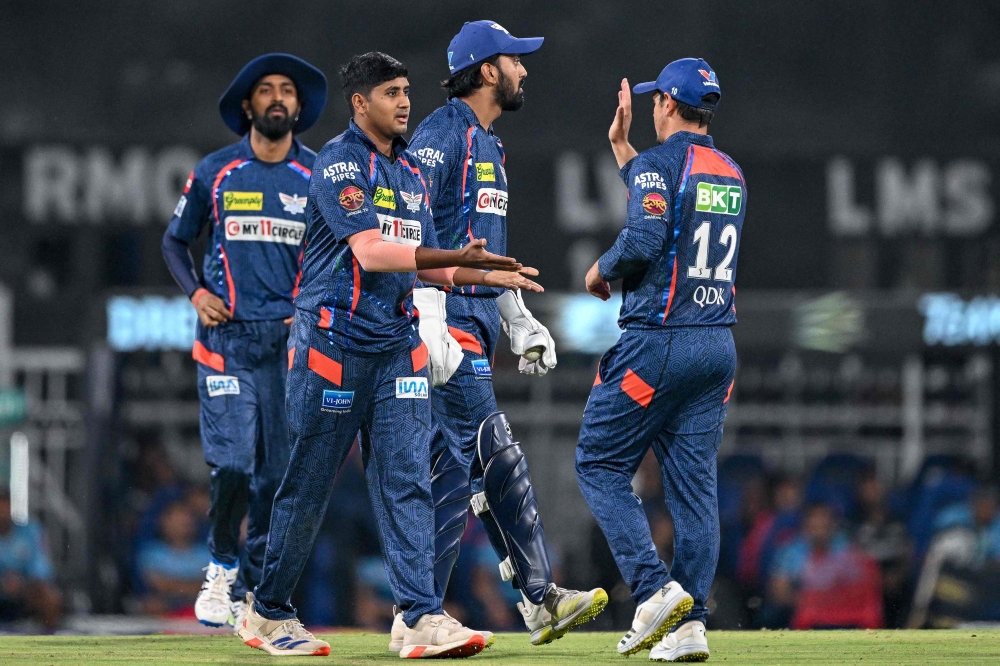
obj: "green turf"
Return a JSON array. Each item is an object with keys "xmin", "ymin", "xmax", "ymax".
[{"xmin": 2, "ymin": 630, "xmax": 1000, "ymax": 665}]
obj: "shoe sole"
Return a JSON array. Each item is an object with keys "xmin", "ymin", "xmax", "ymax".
[
  {"xmin": 619, "ymin": 595, "xmax": 694, "ymax": 656},
  {"xmin": 392, "ymin": 632, "xmax": 494, "ymax": 652},
  {"xmin": 238, "ymin": 628, "xmax": 330, "ymax": 656},
  {"xmin": 401, "ymin": 635, "xmax": 485, "ymax": 659},
  {"xmin": 197, "ymin": 618, "xmax": 228, "ymax": 628},
  {"xmin": 533, "ymin": 589, "xmax": 610, "ymax": 645},
  {"xmin": 651, "ymin": 650, "xmax": 710, "ymax": 662}
]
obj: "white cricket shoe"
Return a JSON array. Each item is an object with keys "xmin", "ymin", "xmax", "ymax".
[
  {"xmin": 237, "ymin": 593, "xmax": 330, "ymax": 656},
  {"xmin": 194, "ymin": 561, "xmax": 239, "ymax": 627},
  {"xmin": 518, "ymin": 584, "xmax": 609, "ymax": 645},
  {"xmin": 230, "ymin": 598, "xmax": 248, "ymax": 635},
  {"xmin": 649, "ymin": 620, "xmax": 710, "ymax": 662},
  {"xmin": 618, "ymin": 581, "xmax": 694, "ymax": 656},
  {"xmin": 388, "ymin": 607, "xmax": 494, "ymax": 652},
  {"xmin": 398, "ymin": 612, "xmax": 485, "ymax": 659}
]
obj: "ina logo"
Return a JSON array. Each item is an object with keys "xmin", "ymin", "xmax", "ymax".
[{"xmin": 695, "ymin": 183, "xmax": 742, "ymax": 215}]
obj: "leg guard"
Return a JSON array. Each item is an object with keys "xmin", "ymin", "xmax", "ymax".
[
  {"xmin": 431, "ymin": 446, "xmax": 471, "ymax": 601},
  {"xmin": 473, "ymin": 411, "xmax": 552, "ymax": 605}
]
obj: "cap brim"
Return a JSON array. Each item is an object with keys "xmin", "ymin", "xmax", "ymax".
[
  {"xmin": 218, "ymin": 53, "xmax": 329, "ymax": 136},
  {"xmin": 500, "ymin": 36, "xmax": 544, "ymax": 55},
  {"xmin": 632, "ymin": 81, "xmax": 660, "ymax": 94}
]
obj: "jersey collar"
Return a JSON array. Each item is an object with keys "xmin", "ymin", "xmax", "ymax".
[
  {"xmin": 235, "ymin": 132, "xmax": 309, "ymax": 163},
  {"xmin": 448, "ymin": 97, "xmax": 494, "ymax": 134},
  {"xmin": 347, "ymin": 120, "xmax": 409, "ymax": 160},
  {"xmin": 662, "ymin": 131, "xmax": 714, "ymax": 150}
]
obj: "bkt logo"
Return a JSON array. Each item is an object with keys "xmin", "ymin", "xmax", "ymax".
[
  {"xmin": 395, "ymin": 377, "xmax": 429, "ymax": 399},
  {"xmin": 695, "ymin": 183, "xmax": 742, "ymax": 215},
  {"xmin": 693, "ymin": 285, "xmax": 726, "ymax": 308},
  {"xmin": 206, "ymin": 375, "xmax": 240, "ymax": 397},
  {"xmin": 321, "ymin": 390, "xmax": 354, "ymax": 412}
]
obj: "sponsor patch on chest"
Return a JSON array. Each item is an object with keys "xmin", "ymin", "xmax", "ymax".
[
  {"xmin": 321, "ymin": 390, "xmax": 354, "ymax": 412},
  {"xmin": 376, "ymin": 213, "xmax": 422, "ymax": 246},
  {"xmin": 475, "ymin": 162, "xmax": 496, "ymax": 181},
  {"xmin": 395, "ymin": 377, "xmax": 429, "ymax": 398},
  {"xmin": 225, "ymin": 216, "xmax": 305, "ymax": 245},
  {"xmin": 223, "ymin": 191, "xmax": 264, "ymax": 210},
  {"xmin": 373, "ymin": 186, "xmax": 396, "ymax": 209},
  {"xmin": 206, "ymin": 375, "xmax": 240, "ymax": 397},
  {"xmin": 475, "ymin": 188, "xmax": 508, "ymax": 216},
  {"xmin": 471, "ymin": 359, "xmax": 492, "ymax": 379}
]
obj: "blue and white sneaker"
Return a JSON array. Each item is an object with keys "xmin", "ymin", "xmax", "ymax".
[
  {"xmin": 230, "ymin": 598, "xmax": 248, "ymax": 635},
  {"xmin": 194, "ymin": 561, "xmax": 238, "ymax": 627}
]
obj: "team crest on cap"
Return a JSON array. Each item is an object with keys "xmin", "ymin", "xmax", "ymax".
[
  {"xmin": 642, "ymin": 192, "xmax": 667, "ymax": 216},
  {"xmin": 490, "ymin": 23, "xmax": 510, "ymax": 33},
  {"xmin": 339, "ymin": 185, "xmax": 364, "ymax": 211},
  {"xmin": 279, "ymin": 192, "xmax": 306, "ymax": 215},
  {"xmin": 699, "ymin": 69, "xmax": 720, "ymax": 88}
]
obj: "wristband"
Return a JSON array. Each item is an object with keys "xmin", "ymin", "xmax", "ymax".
[{"xmin": 191, "ymin": 288, "xmax": 211, "ymax": 307}]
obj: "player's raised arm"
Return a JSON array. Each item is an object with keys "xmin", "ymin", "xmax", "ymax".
[{"xmin": 609, "ymin": 78, "xmax": 638, "ymax": 168}]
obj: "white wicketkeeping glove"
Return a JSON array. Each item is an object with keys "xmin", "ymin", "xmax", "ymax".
[
  {"xmin": 497, "ymin": 289, "xmax": 557, "ymax": 376},
  {"xmin": 413, "ymin": 288, "xmax": 463, "ymax": 386}
]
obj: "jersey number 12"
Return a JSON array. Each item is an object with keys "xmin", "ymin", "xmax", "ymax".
[{"xmin": 688, "ymin": 222, "xmax": 737, "ymax": 282}]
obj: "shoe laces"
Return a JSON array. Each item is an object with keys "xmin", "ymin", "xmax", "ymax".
[
  {"xmin": 277, "ymin": 618, "xmax": 315, "ymax": 642},
  {"xmin": 200, "ymin": 567, "xmax": 231, "ymax": 605}
]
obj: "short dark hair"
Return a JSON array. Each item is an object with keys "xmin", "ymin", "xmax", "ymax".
[
  {"xmin": 440, "ymin": 55, "xmax": 501, "ymax": 99},
  {"xmin": 664, "ymin": 92, "xmax": 720, "ymax": 128},
  {"xmin": 339, "ymin": 52, "xmax": 408, "ymax": 117}
]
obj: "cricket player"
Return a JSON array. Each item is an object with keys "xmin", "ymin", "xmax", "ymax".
[
  {"xmin": 161, "ymin": 53, "xmax": 326, "ymax": 630},
  {"xmin": 238, "ymin": 52, "xmax": 542, "ymax": 658},
  {"xmin": 575, "ymin": 58, "xmax": 744, "ymax": 662},
  {"xmin": 405, "ymin": 20, "xmax": 607, "ymax": 648}
]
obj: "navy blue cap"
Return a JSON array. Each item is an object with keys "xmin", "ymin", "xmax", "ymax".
[
  {"xmin": 447, "ymin": 20, "xmax": 543, "ymax": 75},
  {"xmin": 632, "ymin": 58, "xmax": 721, "ymax": 110},
  {"xmin": 219, "ymin": 53, "xmax": 328, "ymax": 135}
]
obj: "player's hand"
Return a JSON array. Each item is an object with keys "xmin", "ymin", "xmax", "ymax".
[
  {"xmin": 456, "ymin": 238, "xmax": 522, "ymax": 271},
  {"xmin": 585, "ymin": 261, "xmax": 612, "ymax": 301},
  {"xmin": 609, "ymin": 78, "xmax": 638, "ymax": 168},
  {"xmin": 283, "ymin": 316, "xmax": 294, "ymax": 325},
  {"xmin": 608, "ymin": 78, "xmax": 632, "ymax": 145},
  {"xmin": 191, "ymin": 289, "xmax": 232, "ymax": 327},
  {"xmin": 482, "ymin": 269, "xmax": 543, "ymax": 293}
]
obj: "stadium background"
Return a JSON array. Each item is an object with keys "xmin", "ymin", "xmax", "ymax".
[{"xmin": 2, "ymin": 0, "xmax": 1000, "ymax": 634}]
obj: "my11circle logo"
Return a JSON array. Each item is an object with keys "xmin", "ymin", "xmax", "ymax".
[{"xmin": 693, "ymin": 285, "xmax": 726, "ymax": 308}]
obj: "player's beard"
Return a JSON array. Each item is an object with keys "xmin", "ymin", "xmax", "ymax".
[
  {"xmin": 495, "ymin": 69, "xmax": 525, "ymax": 112},
  {"xmin": 252, "ymin": 103, "xmax": 297, "ymax": 140}
]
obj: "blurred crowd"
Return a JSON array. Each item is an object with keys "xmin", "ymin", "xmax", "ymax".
[
  {"xmin": 584, "ymin": 450, "xmax": 1000, "ymax": 630},
  {"xmin": 4, "ymin": 440, "xmax": 1000, "ymax": 632}
]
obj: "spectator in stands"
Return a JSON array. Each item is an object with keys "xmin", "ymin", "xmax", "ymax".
[
  {"xmin": 855, "ymin": 469, "xmax": 912, "ymax": 627},
  {"xmin": 137, "ymin": 499, "xmax": 211, "ymax": 616},
  {"xmin": 767, "ymin": 502, "xmax": 883, "ymax": 629},
  {"xmin": 0, "ymin": 490, "xmax": 62, "ymax": 629}
]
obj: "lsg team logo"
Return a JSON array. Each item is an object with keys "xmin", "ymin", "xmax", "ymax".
[
  {"xmin": 206, "ymin": 375, "xmax": 240, "ymax": 397},
  {"xmin": 695, "ymin": 183, "xmax": 742, "ymax": 215},
  {"xmin": 395, "ymin": 377, "xmax": 429, "ymax": 399},
  {"xmin": 642, "ymin": 192, "xmax": 667, "ymax": 216},
  {"xmin": 339, "ymin": 185, "xmax": 365, "ymax": 211},
  {"xmin": 321, "ymin": 390, "xmax": 354, "ymax": 413}
]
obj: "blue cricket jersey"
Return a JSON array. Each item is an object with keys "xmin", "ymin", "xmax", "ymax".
[
  {"xmin": 163, "ymin": 134, "xmax": 316, "ymax": 320},
  {"xmin": 293, "ymin": 121, "xmax": 438, "ymax": 354},
  {"xmin": 599, "ymin": 131, "xmax": 746, "ymax": 329},
  {"xmin": 409, "ymin": 98, "xmax": 508, "ymax": 297}
]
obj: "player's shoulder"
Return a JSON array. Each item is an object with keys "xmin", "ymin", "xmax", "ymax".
[
  {"xmin": 192, "ymin": 140, "xmax": 250, "ymax": 182},
  {"xmin": 410, "ymin": 104, "xmax": 465, "ymax": 149},
  {"xmin": 624, "ymin": 149, "xmax": 668, "ymax": 188},
  {"xmin": 292, "ymin": 141, "xmax": 318, "ymax": 168},
  {"xmin": 315, "ymin": 130, "xmax": 372, "ymax": 169}
]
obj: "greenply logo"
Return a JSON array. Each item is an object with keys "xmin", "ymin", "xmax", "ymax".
[{"xmin": 695, "ymin": 183, "xmax": 742, "ymax": 215}]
